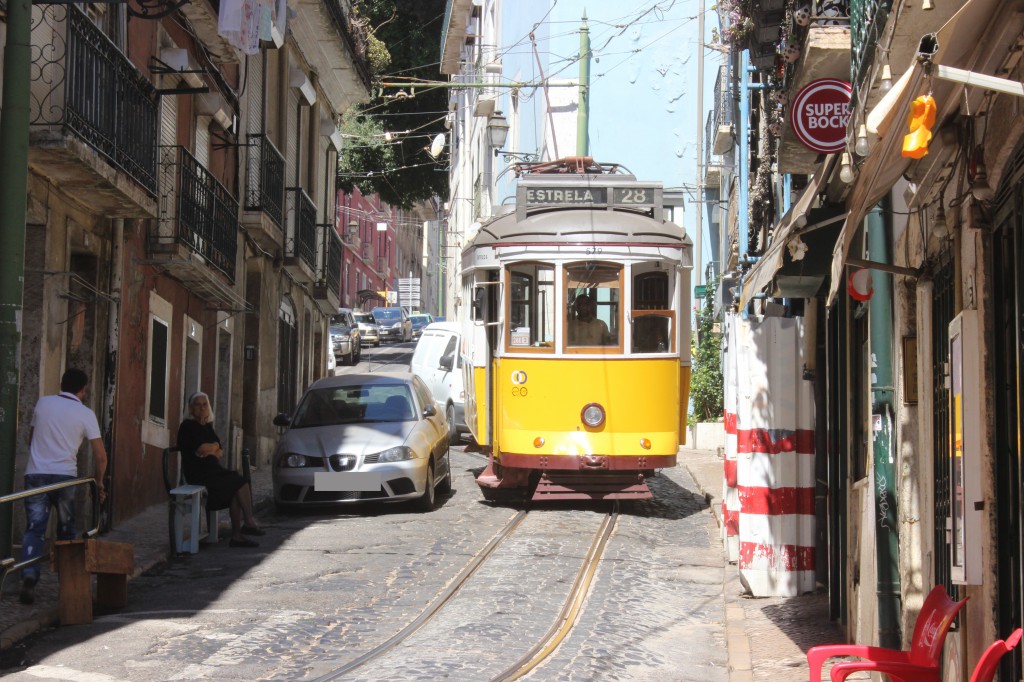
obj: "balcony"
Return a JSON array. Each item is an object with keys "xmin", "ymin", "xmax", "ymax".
[
  {"xmin": 179, "ymin": 0, "xmax": 242, "ymax": 64},
  {"xmin": 29, "ymin": 5, "xmax": 158, "ymax": 218},
  {"xmin": 242, "ymin": 134, "xmax": 285, "ymax": 252},
  {"xmin": 284, "ymin": 188, "xmax": 318, "ymax": 283},
  {"xmin": 313, "ymin": 226, "xmax": 342, "ymax": 314},
  {"xmin": 777, "ymin": 0, "xmax": 852, "ymax": 174},
  {"xmin": 150, "ymin": 146, "xmax": 247, "ymax": 311},
  {"xmin": 289, "ymin": 0, "xmax": 371, "ymax": 108},
  {"xmin": 704, "ymin": 112, "xmax": 722, "ymax": 189}
]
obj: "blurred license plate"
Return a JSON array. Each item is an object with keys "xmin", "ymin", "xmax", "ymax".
[{"xmin": 315, "ymin": 472, "xmax": 380, "ymax": 492}]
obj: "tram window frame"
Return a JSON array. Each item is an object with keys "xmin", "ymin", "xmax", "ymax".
[
  {"xmin": 504, "ymin": 262, "xmax": 556, "ymax": 353},
  {"xmin": 564, "ymin": 262, "xmax": 624, "ymax": 354},
  {"xmin": 631, "ymin": 311, "xmax": 674, "ymax": 353},
  {"xmin": 631, "ymin": 268, "xmax": 674, "ymax": 354}
]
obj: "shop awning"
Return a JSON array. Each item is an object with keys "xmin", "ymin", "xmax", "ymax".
[
  {"xmin": 739, "ymin": 155, "xmax": 840, "ymax": 309},
  {"xmin": 827, "ymin": 0, "xmax": 1024, "ymax": 304}
]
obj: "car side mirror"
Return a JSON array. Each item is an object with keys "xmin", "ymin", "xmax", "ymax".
[
  {"xmin": 273, "ymin": 413, "xmax": 291, "ymax": 427},
  {"xmin": 422, "ymin": 404, "xmax": 437, "ymax": 418},
  {"xmin": 438, "ymin": 354, "xmax": 453, "ymax": 372}
]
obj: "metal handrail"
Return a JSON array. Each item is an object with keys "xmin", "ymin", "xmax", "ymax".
[{"xmin": 0, "ymin": 478, "xmax": 100, "ymax": 592}]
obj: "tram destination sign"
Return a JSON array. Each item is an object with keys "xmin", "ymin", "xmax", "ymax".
[{"xmin": 519, "ymin": 184, "xmax": 659, "ymax": 209}]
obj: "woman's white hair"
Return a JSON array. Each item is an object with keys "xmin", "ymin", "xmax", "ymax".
[{"xmin": 186, "ymin": 391, "xmax": 215, "ymax": 425}]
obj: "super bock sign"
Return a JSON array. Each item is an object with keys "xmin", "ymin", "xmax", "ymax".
[{"xmin": 790, "ymin": 79, "xmax": 852, "ymax": 154}]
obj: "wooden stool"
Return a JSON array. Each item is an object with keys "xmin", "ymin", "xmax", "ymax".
[{"xmin": 53, "ymin": 538, "xmax": 135, "ymax": 625}]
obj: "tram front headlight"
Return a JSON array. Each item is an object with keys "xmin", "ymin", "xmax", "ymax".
[{"xmin": 581, "ymin": 403, "xmax": 605, "ymax": 428}]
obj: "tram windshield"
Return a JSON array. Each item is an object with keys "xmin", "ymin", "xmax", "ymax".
[{"xmin": 566, "ymin": 263, "xmax": 621, "ymax": 348}]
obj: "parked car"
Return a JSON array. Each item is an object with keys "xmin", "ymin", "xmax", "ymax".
[
  {"xmin": 410, "ymin": 322, "xmax": 468, "ymax": 442},
  {"xmin": 272, "ymin": 372, "xmax": 451, "ymax": 510},
  {"xmin": 330, "ymin": 309, "xmax": 361, "ymax": 365},
  {"xmin": 409, "ymin": 313, "xmax": 433, "ymax": 340},
  {"xmin": 372, "ymin": 306, "xmax": 412, "ymax": 343},
  {"xmin": 352, "ymin": 311, "xmax": 380, "ymax": 347}
]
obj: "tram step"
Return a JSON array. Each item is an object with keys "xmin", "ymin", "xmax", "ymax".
[{"xmin": 532, "ymin": 473, "xmax": 652, "ymax": 501}]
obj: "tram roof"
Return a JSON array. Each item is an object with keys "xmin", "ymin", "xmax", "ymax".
[{"xmin": 466, "ymin": 207, "xmax": 691, "ymax": 249}]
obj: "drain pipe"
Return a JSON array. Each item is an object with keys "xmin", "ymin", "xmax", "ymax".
[{"xmin": 867, "ymin": 199, "xmax": 902, "ymax": 648}]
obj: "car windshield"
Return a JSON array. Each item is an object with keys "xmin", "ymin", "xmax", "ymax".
[
  {"xmin": 291, "ymin": 383, "xmax": 417, "ymax": 427},
  {"xmin": 373, "ymin": 308, "xmax": 402, "ymax": 322},
  {"xmin": 330, "ymin": 314, "xmax": 352, "ymax": 328},
  {"xmin": 411, "ymin": 315, "xmax": 430, "ymax": 326},
  {"xmin": 353, "ymin": 313, "xmax": 373, "ymax": 325}
]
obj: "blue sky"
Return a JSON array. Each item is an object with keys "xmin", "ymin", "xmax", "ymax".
[{"xmin": 496, "ymin": 0, "xmax": 719, "ymax": 278}]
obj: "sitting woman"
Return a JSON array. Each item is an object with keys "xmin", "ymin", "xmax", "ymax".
[{"xmin": 177, "ymin": 391, "xmax": 264, "ymax": 548}]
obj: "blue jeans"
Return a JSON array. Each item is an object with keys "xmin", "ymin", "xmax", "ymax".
[{"xmin": 21, "ymin": 473, "xmax": 77, "ymax": 583}]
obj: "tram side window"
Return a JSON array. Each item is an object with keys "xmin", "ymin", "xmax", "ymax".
[
  {"xmin": 633, "ymin": 270, "xmax": 673, "ymax": 353},
  {"xmin": 507, "ymin": 263, "xmax": 555, "ymax": 348},
  {"xmin": 566, "ymin": 263, "xmax": 621, "ymax": 348}
]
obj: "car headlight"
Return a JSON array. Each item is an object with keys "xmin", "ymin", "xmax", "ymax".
[
  {"xmin": 281, "ymin": 453, "xmax": 318, "ymax": 468},
  {"xmin": 581, "ymin": 403, "xmax": 605, "ymax": 428},
  {"xmin": 376, "ymin": 446, "xmax": 413, "ymax": 462}
]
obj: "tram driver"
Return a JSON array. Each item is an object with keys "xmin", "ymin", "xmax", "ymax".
[{"xmin": 567, "ymin": 294, "xmax": 613, "ymax": 346}]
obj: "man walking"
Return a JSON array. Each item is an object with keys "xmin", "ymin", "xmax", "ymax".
[{"xmin": 19, "ymin": 368, "xmax": 108, "ymax": 605}]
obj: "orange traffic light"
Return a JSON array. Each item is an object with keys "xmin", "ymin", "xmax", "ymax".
[{"xmin": 902, "ymin": 95, "xmax": 936, "ymax": 159}]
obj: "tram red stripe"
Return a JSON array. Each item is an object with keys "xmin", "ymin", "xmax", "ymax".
[
  {"xmin": 736, "ymin": 428, "xmax": 814, "ymax": 454},
  {"xmin": 739, "ymin": 541, "xmax": 815, "ymax": 571},
  {"xmin": 724, "ymin": 411, "xmax": 737, "ymax": 434},
  {"xmin": 724, "ymin": 458, "xmax": 737, "ymax": 488},
  {"xmin": 738, "ymin": 485, "xmax": 815, "ymax": 516}
]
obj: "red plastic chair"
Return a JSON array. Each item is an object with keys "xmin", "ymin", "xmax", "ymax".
[
  {"xmin": 968, "ymin": 628, "xmax": 1022, "ymax": 682},
  {"xmin": 807, "ymin": 585, "xmax": 968, "ymax": 681}
]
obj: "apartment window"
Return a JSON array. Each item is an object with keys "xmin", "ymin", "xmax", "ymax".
[
  {"xmin": 143, "ymin": 291, "xmax": 173, "ymax": 448},
  {"xmin": 149, "ymin": 318, "xmax": 168, "ymax": 423}
]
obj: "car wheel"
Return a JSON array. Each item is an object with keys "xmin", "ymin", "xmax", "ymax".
[
  {"xmin": 374, "ymin": 340, "xmax": 380, "ymax": 348},
  {"xmin": 415, "ymin": 459, "xmax": 437, "ymax": 511},
  {"xmin": 437, "ymin": 449, "xmax": 453, "ymax": 496},
  {"xmin": 446, "ymin": 403, "xmax": 458, "ymax": 443}
]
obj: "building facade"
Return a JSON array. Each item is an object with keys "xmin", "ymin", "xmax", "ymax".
[
  {"xmin": 8, "ymin": 0, "xmax": 370, "ymax": 532},
  {"xmin": 719, "ymin": 0, "xmax": 1024, "ymax": 677}
]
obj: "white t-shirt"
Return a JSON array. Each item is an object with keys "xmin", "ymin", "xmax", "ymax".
[{"xmin": 26, "ymin": 392, "xmax": 102, "ymax": 477}]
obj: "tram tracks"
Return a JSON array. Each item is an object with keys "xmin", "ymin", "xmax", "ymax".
[{"xmin": 312, "ymin": 505, "xmax": 620, "ymax": 681}]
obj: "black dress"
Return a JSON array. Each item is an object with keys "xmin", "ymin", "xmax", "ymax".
[{"xmin": 176, "ymin": 419, "xmax": 246, "ymax": 510}]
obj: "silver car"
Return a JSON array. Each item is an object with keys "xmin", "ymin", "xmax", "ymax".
[
  {"xmin": 272, "ymin": 372, "xmax": 451, "ymax": 511},
  {"xmin": 352, "ymin": 311, "xmax": 380, "ymax": 347}
]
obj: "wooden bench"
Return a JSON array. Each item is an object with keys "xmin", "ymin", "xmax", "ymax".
[
  {"xmin": 53, "ymin": 538, "xmax": 134, "ymax": 625},
  {"xmin": 162, "ymin": 447, "xmax": 222, "ymax": 554}
]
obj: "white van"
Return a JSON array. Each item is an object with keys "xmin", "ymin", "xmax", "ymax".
[{"xmin": 410, "ymin": 322, "xmax": 467, "ymax": 442}]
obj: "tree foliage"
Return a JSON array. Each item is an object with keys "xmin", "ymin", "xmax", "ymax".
[
  {"xmin": 341, "ymin": 0, "xmax": 450, "ymax": 208},
  {"xmin": 690, "ymin": 279, "xmax": 724, "ymax": 422}
]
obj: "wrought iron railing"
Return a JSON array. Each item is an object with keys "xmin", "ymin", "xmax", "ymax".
[
  {"xmin": 850, "ymin": 0, "xmax": 887, "ymax": 86},
  {"xmin": 705, "ymin": 111, "xmax": 715, "ymax": 170},
  {"xmin": 244, "ymin": 134, "xmax": 285, "ymax": 227},
  {"xmin": 157, "ymin": 146, "xmax": 238, "ymax": 282},
  {"xmin": 287, "ymin": 188, "xmax": 318, "ymax": 273},
  {"xmin": 30, "ymin": 5, "xmax": 158, "ymax": 195},
  {"xmin": 321, "ymin": 226, "xmax": 342, "ymax": 298}
]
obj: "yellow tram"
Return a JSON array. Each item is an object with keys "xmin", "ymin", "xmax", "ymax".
[{"xmin": 460, "ymin": 158, "xmax": 693, "ymax": 501}]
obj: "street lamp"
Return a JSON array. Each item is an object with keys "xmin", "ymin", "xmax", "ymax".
[{"xmin": 487, "ymin": 112, "xmax": 510, "ymax": 153}]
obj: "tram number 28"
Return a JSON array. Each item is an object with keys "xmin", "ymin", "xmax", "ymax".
[
  {"xmin": 511, "ymin": 386, "xmax": 528, "ymax": 397},
  {"xmin": 613, "ymin": 188, "xmax": 650, "ymax": 204}
]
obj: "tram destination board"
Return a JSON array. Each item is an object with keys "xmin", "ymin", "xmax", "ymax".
[{"xmin": 517, "ymin": 182, "xmax": 661, "ymax": 215}]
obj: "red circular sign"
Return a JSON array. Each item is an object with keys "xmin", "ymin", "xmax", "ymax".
[{"xmin": 791, "ymin": 79, "xmax": 852, "ymax": 154}]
